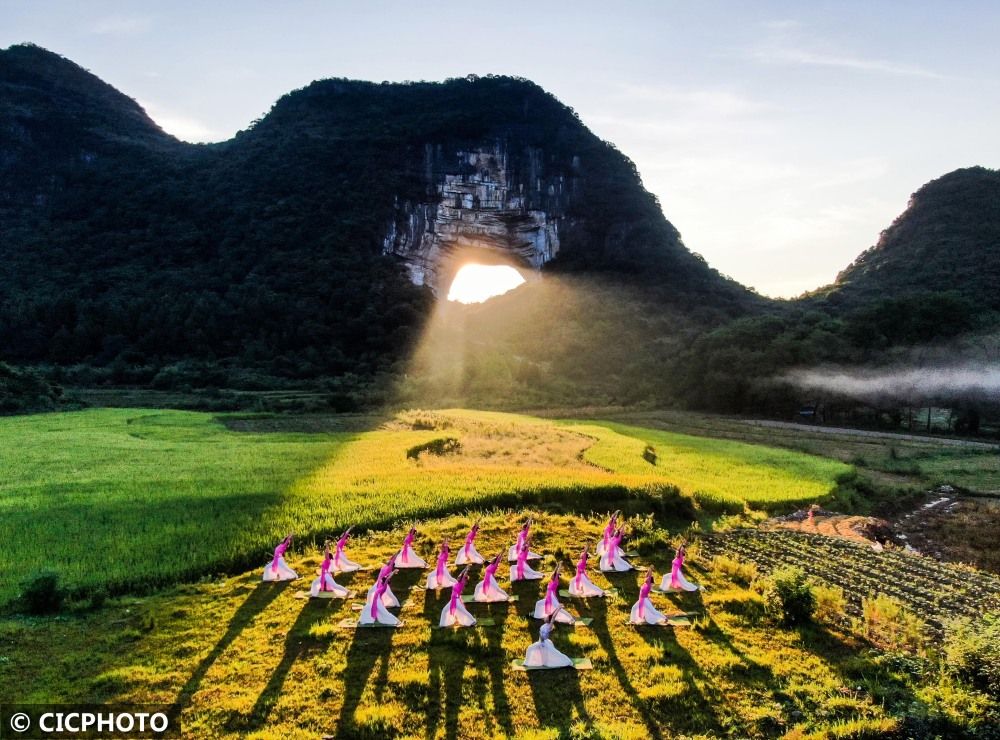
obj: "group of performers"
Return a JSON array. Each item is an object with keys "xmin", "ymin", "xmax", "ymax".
[{"xmin": 262, "ymin": 513, "xmax": 700, "ymax": 668}]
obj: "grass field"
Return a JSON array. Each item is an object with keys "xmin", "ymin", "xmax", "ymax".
[
  {"xmin": 0, "ymin": 408, "xmax": 849, "ymax": 606},
  {"xmin": 3, "ymin": 511, "xmax": 969, "ymax": 740}
]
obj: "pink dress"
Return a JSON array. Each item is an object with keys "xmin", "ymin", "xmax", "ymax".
[
  {"xmin": 568, "ymin": 551, "xmax": 605, "ymax": 597},
  {"xmin": 439, "ymin": 577, "xmax": 476, "ymax": 627},
  {"xmin": 596, "ymin": 517, "xmax": 618, "ymax": 557},
  {"xmin": 396, "ymin": 529, "xmax": 427, "ymax": 568},
  {"xmin": 660, "ymin": 551, "xmax": 700, "ymax": 592},
  {"xmin": 455, "ymin": 525, "xmax": 485, "ymax": 565},
  {"xmin": 310, "ymin": 554, "xmax": 349, "ymax": 597},
  {"xmin": 262, "ymin": 540, "xmax": 297, "ymax": 581},
  {"xmin": 599, "ymin": 533, "xmax": 632, "ymax": 572},
  {"xmin": 533, "ymin": 573, "xmax": 574, "ymax": 623},
  {"xmin": 473, "ymin": 557, "xmax": 509, "ymax": 602},
  {"xmin": 366, "ymin": 558, "xmax": 400, "ymax": 607},
  {"xmin": 508, "ymin": 526, "xmax": 541, "ymax": 561},
  {"xmin": 333, "ymin": 532, "xmax": 361, "ymax": 573},
  {"xmin": 511, "ymin": 543, "xmax": 543, "ymax": 581},
  {"xmin": 426, "ymin": 544, "xmax": 457, "ymax": 590},
  {"xmin": 360, "ymin": 575, "xmax": 399, "ymax": 625},
  {"xmin": 630, "ymin": 575, "xmax": 667, "ymax": 625}
]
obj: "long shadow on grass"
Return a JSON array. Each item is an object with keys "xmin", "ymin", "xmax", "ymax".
[
  {"xmin": 241, "ymin": 597, "xmax": 334, "ymax": 731},
  {"xmin": 331, "ymin": 570, "xmax": 422, "ymax": 738},
  {"xmin": 172, "ymin": 581, "xmax": 287, "ymax": 715}
]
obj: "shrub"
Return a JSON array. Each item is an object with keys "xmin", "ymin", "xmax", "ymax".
[
  {"xmin": 859, "ymin": 593, "xmax": 925, "ymax": 653},
  {"xmin": 710, "ymin": 555, "xmax": 758, "ymax": 586},
  {"xmin": 813, "ymin": 584, "xmax": 847, "ymax": 624},
  {"xmin": 761, "ymin": 566, "xmax": 815, "ymax": 626},
  {"xmin": 642, "ymin": 444, "xmax": 657, "ymax": 465},
  {"xmin": 944, "ymin": 613, "xmax": 1000, "ymax": 698},
  {"xmin": 405, "ymin": 437, "xmax": 461, "ymax": 459},
  {"xmin": 20, "ymin": 571, "xmax": 64, "ymax": 614}
]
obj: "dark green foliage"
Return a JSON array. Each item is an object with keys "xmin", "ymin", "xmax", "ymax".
[
  {"xmin": 0, "ymin": 362, "xmax": 62, "ymax": 413},
  {"xmin": 405, "ymin": 437, "xmax": 461, "ymax": 459},
  {"xmin": 945, "ymin": 614, "xmax": 1000, "ymax": 699},
  {"xmin": 761, "ymin": 565, "xmax": 815, "ymax": 626},
  {"xmin": 20, "ymin": 571, "xmax": 64, "ymax": 614}
]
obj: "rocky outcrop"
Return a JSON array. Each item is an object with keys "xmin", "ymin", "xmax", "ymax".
[{"xmin": 382, "ymin": 143, "xmax": 570, "ymax": 293}]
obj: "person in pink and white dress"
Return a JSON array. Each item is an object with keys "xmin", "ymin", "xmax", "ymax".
[
  {"xmin": 511, "ymin": 537, "xmax": 544, "ymax": 581},
  {"xmin": 630, "ymin": 569, "xmax": 668, "ymax": 625},
  {"xmin": 473, "ymin": 552, "xmax": 509, "ymax": 602},
  {"xmin": 426, "ymin": 539, "xmax": 457, "ymax": 590},
  {"xmin": 455, "ymin": 520, "xmax": 485, "ymax": 565},
  {"xmin": 262, "ymin": 534, "xmax": 297, "ymax": 582},
  {"xmin": 524, "ymin": 611, "xmax": 574, "ymax": 668},
  {"xmin": 395, "ymin": 526, "xmax": 427, "ymax": 568},
  {"xmin": 366, "ymin": 554, "xmax": 400, "ymax": 608},
  {"xmin": 595, "ymin": 511, "xmax": 621, "ymax": 558},
  {"xmin": 568, "ymin": 545, "xmax": 605, "ymax": 597},
  {"xmin": 310, "ymin": 541, "xmax": 349, "ymax": 597},
  {"xmin": 507, "ymin": 519, "xmax": 541, "ymax": 561},
  {"xmin": 439, "ymin": 567, "xmax": 476, "ymax": 628},
  {"xmin": 332, "ymin": 527, "xmax": 361, "ymax": 574},
  {"xmin": 599, "ymin": 527, "xmax": 632, "ymax": 572},
  {"xmin": 660, "ymin": 543, "xmax": 700, "ymax": 592},
  {"xmin": 359, "ymin": 569, "xmax": 400, "ymax": 626},
  {"xmin": 533, "ymin": 564, "xmax": 575, "ymax": 623}
]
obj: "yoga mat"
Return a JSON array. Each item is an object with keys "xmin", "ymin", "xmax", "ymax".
[
  {"xmin": 294, "ymin": 590, "xmax": 355, "ymax": 600},
  {"xmin": 338, "ymin": 619, "xmax": 403, "ymax": 629},
  {"xmin": 463, "ymin": 595, "xmax": 518, "ymax": 604},
  {"xmin": 433, "ymin": 617, "xmax": 496, "ymax": 629},
  {"xmin": 559, "ymin": 588, "xmax": 618, "ymax": 599},
  {"xmin": 511, "ymin": 658, "xmax": 593, "ymax": 671}
]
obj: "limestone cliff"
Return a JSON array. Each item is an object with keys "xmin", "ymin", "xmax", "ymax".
[{"xmin": 382, "ymin": 143, "xmax": 569, "ymax": 292}]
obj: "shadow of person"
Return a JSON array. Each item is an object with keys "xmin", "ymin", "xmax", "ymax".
[
  {"xmin": 173, "ymin": 581, "xmax": 286, "ymax": 715},
  {"xmin": 239, "ymin": 597, "xmax": 334, "ymax": 731},
  {"xmin": 426, "ymin": 619, "xmax": 475, "ymax": 740}
]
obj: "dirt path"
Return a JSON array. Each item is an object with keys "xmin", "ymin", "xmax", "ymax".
[{"xmin": 742, "ymin": 419, "xmax": 998, "ymax": 449}]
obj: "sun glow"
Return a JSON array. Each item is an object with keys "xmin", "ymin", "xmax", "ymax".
[{"xmin": 446, "ymin": 263, "xmax": 526, "ymax": 304}]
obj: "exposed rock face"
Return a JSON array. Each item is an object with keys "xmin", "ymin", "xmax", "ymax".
[{"xmin": 382, "ymin": 143, "xmax": 568, "ymax": 293}]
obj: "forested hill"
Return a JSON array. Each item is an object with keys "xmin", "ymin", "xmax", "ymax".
[
  {"xmin": 825, "ymin": 167, "xmax": 1000, "ymax": 310},
  {"xmin": 0, "ymin": 43, "xmax": 752, "ymax": 395}
]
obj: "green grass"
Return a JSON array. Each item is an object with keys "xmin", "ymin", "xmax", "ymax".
[
  {"xmin": 0, "ymin": 512, "xmax": 938, "ymax": 739},
  {"xmin": 0, "ymin": 408, "xmax": 848, "ymax": 606}
]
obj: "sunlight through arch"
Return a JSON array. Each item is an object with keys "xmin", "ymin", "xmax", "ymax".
[{"xmin": 446, "ymin": 263, "xmax": 527, "ymax": 304}]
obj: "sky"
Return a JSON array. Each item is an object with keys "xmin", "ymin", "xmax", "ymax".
[{"xmin": 2, "ymin": 1, "xmax": 998, "ymax": 297}]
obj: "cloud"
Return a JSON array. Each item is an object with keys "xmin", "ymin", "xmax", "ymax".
[
  {"xmin": 138, "ymin": 100, "xmax": 223, "ymax": 143},
  {"xmin": 783, "ymin": 364, "xmax": 1000, "ymax": 402},
  {"xmin": 751, "ymin": 45, "xmax": 946, "ymax": 80},
  {"xmin": 88, "ymin": 15, "xmax": 153, "ymax": 36}
]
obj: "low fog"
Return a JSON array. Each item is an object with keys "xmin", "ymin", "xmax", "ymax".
[{"xmin": 783, "ymin": 364, "xmax": 1000, "ymax": 403}]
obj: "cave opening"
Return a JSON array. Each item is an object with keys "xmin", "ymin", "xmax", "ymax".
[{"xmin": 445, "ymin": 263, "xmax": 527, "ymax": 304}]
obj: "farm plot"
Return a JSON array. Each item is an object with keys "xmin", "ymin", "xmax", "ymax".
[{"xmin": 700, "ymin": 529, "xmax": 1000, "ymax": 631}]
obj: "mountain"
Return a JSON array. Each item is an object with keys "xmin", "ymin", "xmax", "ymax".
[
  {"xmin": 824, "ymin": 166, "xmax": 1000, "ymax": 310},
  {"xmin": 0, "ymin": 43, "xmax": 754, "ymax": 400}
]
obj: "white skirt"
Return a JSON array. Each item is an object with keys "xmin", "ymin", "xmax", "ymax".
[
  {"xmin": 366, "ymin": 582, "xmax": 400, "ymax": 608},
  {"xmin": 508, "ymin": 545, "xmax": 541, "ymax": 562},
  {"xmin": 426, "ymin": 567, "xmax": 457, "ymax": 590},
  {"xmin": 511, "ymin": 562, "xmax": 544, "ymax": 581},
  {"xmin": 568, "ymin": 572, "xmax": 605, "ymax": 597},
  {"xmin": 533, "ymin": 596, "xmax": 575, "ymax": 623},
  {"xmin": 333, "ymin": 552, "xmax": 361, "ymax": 574},
  {"xmin": 439, "ymin": 600, "xmax": 477, "ymax": 627},
  {"xmin": 262, "ymin": 557, "xmax": 298, "ymax": 582},
  {"xmin": 630, "ymin": 596, "xmax": 667, "ymax": 625},
  {"xmin": 473, "ymin": 574, "xmax": 509, "ymax": 602},
  {"xmin": 310, "ymin": 573, "xmax": 349, "ymax": 597},
  {"xmin": 455, "ymin": 542, "xmax": 485, "ymax": 565},
  {"xmin": 396, "ymin": 544, "xmax": 427, "ymax": 568},
  {"xmin": 359, "ymin": 592, "xmax": 400, "ymax": 625},
  {"xmin": 596, "ymin": 540, "xmax": 623, "ymax": 558},
  {"xmin": 599, "ymin": 551, "xmax": 632, "ymax": 572},
  {"xmin": 524, "ymin": 639, "xmax": 573, "ymax": 668},
  {"xmin": 660, "ymin": 569, "xmax": 699, "ymax": 592}
]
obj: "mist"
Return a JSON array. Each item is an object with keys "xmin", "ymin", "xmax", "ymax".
[{"xmin": 783, "ymin": 363, "xmax": 1000, "ymax": 403}]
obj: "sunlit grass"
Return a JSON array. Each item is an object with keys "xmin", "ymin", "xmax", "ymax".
[{"xmin": 0, "ymin": 408, "xmax": 848, "ymax": 605}]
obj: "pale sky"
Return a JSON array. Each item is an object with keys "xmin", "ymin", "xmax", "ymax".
[{"xmin": 3, "ymin": 1, "xmax": 998, "ymax": 297}]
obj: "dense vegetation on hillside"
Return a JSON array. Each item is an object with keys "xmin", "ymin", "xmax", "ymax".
[{"xmin": 1, "ymin": 44, "xmax": 998, "ymax": 419}]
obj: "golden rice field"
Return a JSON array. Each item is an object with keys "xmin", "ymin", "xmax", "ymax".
[{"xmin": 0, "ymin": 408, "xmax": 849, "ymax": 605}]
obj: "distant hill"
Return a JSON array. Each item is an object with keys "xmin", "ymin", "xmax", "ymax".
[
  {"xmin": 0, "ymin": 43, "xmax": 753, "ymax": 400},
  {"xmin": 824, "ymin": 167, "xmax": 1000, "ymax": 310}
]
